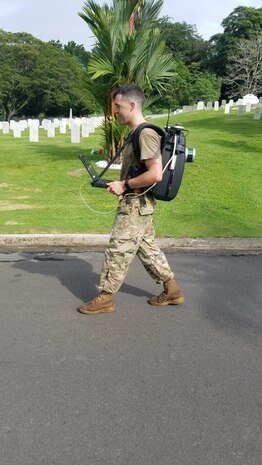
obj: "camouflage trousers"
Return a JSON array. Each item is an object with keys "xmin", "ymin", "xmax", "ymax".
[{"xmin": 99, "ymin": 197, "xmax": 174, "ymax": 294}]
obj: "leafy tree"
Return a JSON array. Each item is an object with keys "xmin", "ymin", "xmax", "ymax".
[
  {"xmin": 64, "ymin": 41, "xmax": 91, "ymax": 67},
  {"xmin": 48, "ymin": 39, "xmax": 63, "ymax": 49},
  {"xmin": 207, "ymin": 6, "xmax": 262, "ymax": 77},
  {"xmin": 0, "ymin": 30, "xmax": 40, "ymax": 120},
  {"xmin": 0, "ymin": 30, "xmax": 95, "ymax": 120},
  {"xmin": 162, "ymin": 62, "xmax": 221, "ymax": 109},
  {"xmin": 24, "ymin": 43, "xmax": 92, "ymax": 117},
  {"xmin": 48, "ymin": 39, "xmax": 91, "ymax": 67},
  {"xmin": 162, "ymin": 61, "xmax": 193, "ymax": 109},
  {"xmin": 158, "ymin": 18, "xmax": 208, "ymax": 67},
  {"xmin": 79, "ymin": 0, "xmax": 175, "ymax": 157},
  {"xmin": 222, "ymin": 6, "xmax": 262, "ymax": 38},
  {"xmin": 190, "ymin": 71, "xmax": 221, "ymax": 103},
  {"xmin": 156, "ymin": 18, "xmax": 220, "ymax": 106}
]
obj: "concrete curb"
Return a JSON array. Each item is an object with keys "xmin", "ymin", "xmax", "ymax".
[{"xmin": 0, "ymin": 234, "xmax": 261, "ymax": 254}]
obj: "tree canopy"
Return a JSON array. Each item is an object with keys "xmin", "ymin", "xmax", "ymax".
[
  {"xmin": 222, "ymin": 6, "xmax": 262, "ymax": 38},
  {"xmin": 207, "ymin": 6, "xmax": 262, "ymax": 78},
  {"xmin": 0, "ymin": 4, "xmax": 261, "ymax": 122},
  {"xmin": 48, "ymin": 39, "xmax": 91, "ymax": 67},
  {"xmin": 0, "ymin": 30, "xmax": 94, "ymax": 120},
  {"xmin": 158, "ymin": 18, "xmax": 208, "ymax": 68}
]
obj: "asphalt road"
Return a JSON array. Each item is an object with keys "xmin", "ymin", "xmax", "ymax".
[{"xmin": 0, "ymin": 252, "xmax": 261, "ymax": 465}]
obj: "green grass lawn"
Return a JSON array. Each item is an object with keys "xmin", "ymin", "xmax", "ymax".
[{"xmin": 0, "ymin": 109, "xmax": 261, "ymax": 237}]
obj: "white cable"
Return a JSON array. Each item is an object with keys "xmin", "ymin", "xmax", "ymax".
[
  {"xmin": 135, "ymin": 134, "xmax": 178, "ymax": 197},
  {"xmin": 79, "ymin": 183, "xmax": 116, "ymax": 215}
]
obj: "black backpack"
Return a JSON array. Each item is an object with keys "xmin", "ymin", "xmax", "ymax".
[
  {"xmin": 131, "ymin": 122, "xmax": 188, "ymax": 201},
  {"xmin": 84, "ymin": 121, "xmax": 194, "ymax": 201}
]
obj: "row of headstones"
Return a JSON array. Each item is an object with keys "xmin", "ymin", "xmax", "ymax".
[
  {"xmin": 223, "ymin": 100, "xmax": 261, "ymax": 119},
  {"xmin": 0, "ymin": 116, "xmax": 104, "ymax": 142},
  {"xmin": 175, "ymin": 98, "xmax": 261, "ymax": 120}
]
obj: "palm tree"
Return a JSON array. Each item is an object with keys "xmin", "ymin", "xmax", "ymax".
[{"xmin": 79, "ymin": 0, "xmax": 174, "ymax": 158}]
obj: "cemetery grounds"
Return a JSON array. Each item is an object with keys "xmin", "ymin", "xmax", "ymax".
[{"xmin": 0, "ymin": 109, "xmax": 261, "ymax": 237}]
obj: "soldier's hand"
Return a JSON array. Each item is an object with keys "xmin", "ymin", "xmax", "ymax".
[{"xmin": 107, "ymin": 181, "xmax": 126, "ymax": 196}]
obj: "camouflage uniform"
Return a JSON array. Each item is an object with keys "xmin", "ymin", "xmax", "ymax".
[{"xmin": 99, "ymin": 127, "xmax": 174, "ymax": 294}]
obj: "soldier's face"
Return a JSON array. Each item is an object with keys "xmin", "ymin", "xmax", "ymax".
[{"xmin": 115, "ymin": 94, "xmax": 133, "ymax": 125}]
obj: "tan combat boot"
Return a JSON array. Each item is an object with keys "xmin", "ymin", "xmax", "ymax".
[
  {"xmin": 78, "ymin": 291, "xmax": 115, "ymax": 315},
  {"xmin": 148, "ymin": 279, "xmax": 184, "ymax": 306}
]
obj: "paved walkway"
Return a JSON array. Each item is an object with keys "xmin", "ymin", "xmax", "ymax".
[
  {"xmin": 1, "ymin": 252, "xmax": 261, "ymax": 465},
  {"xmin": 0, "ymin": 234, "xmax": 261, "ymax": 253}
]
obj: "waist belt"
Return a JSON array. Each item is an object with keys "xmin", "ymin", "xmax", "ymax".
[{"xmin": 124, "ymin": 193, "xmax": 146, "ymax": 206}]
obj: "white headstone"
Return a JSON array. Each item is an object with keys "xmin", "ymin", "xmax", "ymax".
[
  {"xmin": 20, "ymin": 120, "xmax": 28, "ymax": 131},
  {"xmin": 29, "ymin": 119, "xmax": 39, "ymax": 127},
  {"xmin": 94, "ymin": 116, "xmax": 103, "ymax": 127},
  {"xmin": 245, "ymin": 102, "xmax": 252, "ymax": 113},
  {"xmin": 214, "ymin": 101, "xmax": 219, "ymax": 111},
  {"xmin": 71, "ymin": 123, "xmax": 80, "ymax": 143},
  {"xmin": 221, "ymin": 99, "xmax": 227, "ymax": 107},
  {"xmin": 2, "ymin": 122, "xmax": 10, "ymax": 134},
  {"xmin": 224, "ymin": 103, "xmax": 230, "ymax": 114},
  {"xmin": 238, "ymin": 105, "xmax": 244, "ymax": 116},
  {"xmin": 197, "ymin": 101, "xmax": 204, "ymax": 110},
  {"xmin": 41, "ymin": 119, "xmax": 48, "ymax": 130},
  {"xmin": 87, "ymin": 117, "xmax": 96, "ymax": 133},
  {"xmin": 13, "ymin": 122, "xmax": 22, "ymax": 138},
  {"xmin": 82, "ymin": 123, "xmax": 90, "ymax": 138},
  {"xmin": 254, "ymin": 107, "xmax": 261, "ymax": 120},
  {"xmin": 47, "ymin": 123, "xmax": 55, "ymax": 137},
  {"xmin": 59, "ymin": 120, "xmax": 67, "ymax": 134},
  {"xmin": 73, "ymin": 118, "xmax": 82, "ymax": 126},
  {"xmin": 53, "ymin": 118, "xmax": 60, "ymax": 129},
  {"xmin": 69, "ymin": 109, "xmax": 73, "ymax": 129},
  {"xmin": 229, "ymin": 99, "xmax": 234, "ymax": 107},
  {"xmin": 29, "ymin": 124, "xmax": 39, "ymax": 142},
  {"xmin": 207, "ymin": 102, "xmax": 213, "ymax": 109}
]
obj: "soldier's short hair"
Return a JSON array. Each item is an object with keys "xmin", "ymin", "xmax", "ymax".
[{"xmin": 113, "ymin": 83, "xmax": 144, "ymax": 108}]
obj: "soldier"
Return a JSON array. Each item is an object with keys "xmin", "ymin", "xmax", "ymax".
[{"xmin": 78, "ymin": 83, "xmax": 184, "ymax": 315}]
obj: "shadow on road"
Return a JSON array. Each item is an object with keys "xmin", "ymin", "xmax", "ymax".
[{"xmin": 12, "ymin": 253, "xmax": 152, "ymax": 302}]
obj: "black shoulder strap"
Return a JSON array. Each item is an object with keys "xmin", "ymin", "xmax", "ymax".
[
  {"xmin": 131, "ymin": 123, "xmax": 165, "ymax": 161},
  {"xmin": 98, "ymin": 123, "xmax": 165, "ymax": 178},
  {"xmin": 96, "ymin": 131, "xmax": 133, "ymax": 178}
]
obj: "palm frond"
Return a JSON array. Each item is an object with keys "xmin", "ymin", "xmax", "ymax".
[{"xmin": 79, "ymin": 0, "xmax": 175, "ymax": 154}]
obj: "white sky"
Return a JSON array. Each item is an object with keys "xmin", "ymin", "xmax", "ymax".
[{"xmin": 0, "ymin": 0, "xmax": 261, "ymax": 49}]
